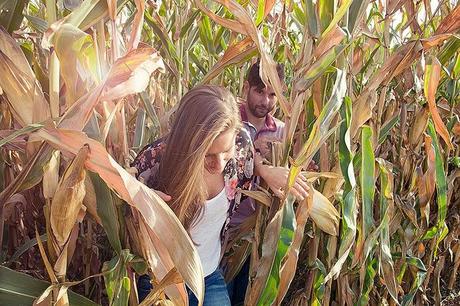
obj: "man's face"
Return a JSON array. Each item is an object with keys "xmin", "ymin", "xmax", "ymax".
[{"xmin": 246, "ymin": 84, "xmax": 277, "ymax": 118}]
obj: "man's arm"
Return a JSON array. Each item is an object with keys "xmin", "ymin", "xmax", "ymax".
[{"xmin": 253, "ymin": 152, "xmax": 310, "ymax": 201}]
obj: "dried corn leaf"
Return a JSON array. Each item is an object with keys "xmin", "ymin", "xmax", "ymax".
[
  {"xmin": 434, "ymin": 4, "xmax": 460, "ymax": 35},
  {"xmin": 43, "ymin": 150, "xmax": 60, "ymax": 200},
  {"xmin": 59, "ymin": 46, "xmax": 165, "ymax": 131},
  {"xmin": 35, "ymin": 127, "xmax": 204, "ymax": 305},
  {"xmin": 202, "ymin": 37, "xmax": 257, "ymax": 84},
  {"xmin": 127, "ymin": 0, "xmax": 145, "ymax": 51},
  {"xmin": 49, "ymin": 23, "xmax": 97, "ymax": 106},
  {"xmin": 409, "ymin": 106, "xmax": 429, "ymax": 148},
  {"xmin": 240, "ymin": 190, "xmax": 272, "ymax": 207},
  {"xmin": 50, "ymin": 145, "xmax": 89, "ymax": 247},
  {"xmin": 310, "ymin": 188, "xmax": 340, "ymax": 236},
  {"xmin": 424, "ymin": 57, "xmax": 453, "ymax": 149},
  {"xmin": 0, "ymin": 28, "xmax": 50, "ymax": 126}
]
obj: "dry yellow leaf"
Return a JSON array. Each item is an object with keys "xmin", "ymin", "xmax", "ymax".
[{"xmin": 50, "ymin": 145, "xmax": 89, "ymax": 248}]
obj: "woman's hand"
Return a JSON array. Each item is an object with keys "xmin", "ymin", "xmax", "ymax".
[
  {"xmin": 127, "ymin": 166, "xmax": 172, "ymax": 202},
  {"xmin": 155, "ymin": 190, "xmax": 172, "ymax": 202},
  {"xmin": 254, "ymin": 153, "xmax": 310, "ymax": 201}
]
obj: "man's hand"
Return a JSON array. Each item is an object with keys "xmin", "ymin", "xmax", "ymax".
[
  {"xmin": 254, "ymin": 153, "xmax": 310, "ymax": 201},
  {"xmin": 307, "ymin": 160, "xmax": 319, "ymax": 171},
  {"xmin": 253, "ymin": 136, "xmax": 319, "ymax": 173},
  {"xmin": 253, "ymin": 136, "xmax": 280, "ymax": 159}
]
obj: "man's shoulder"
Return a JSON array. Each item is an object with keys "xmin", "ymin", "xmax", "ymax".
[
  {"xmin": 271, "ymin": 115, "xmax": 285, "ymax": 129},
  {"xmin": 267, "ymin": 114, "xmax": 285, "ymax": 134}
]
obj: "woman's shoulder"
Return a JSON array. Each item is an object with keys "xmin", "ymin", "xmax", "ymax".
[
  {"xmin": 235, "ymin": 127, "xmax": 253, "ymax": 151},
  {"xmin": 131, "ymin": 138, "xmax": 166, "ymax": 179},
  {"xmin": 231, "ymin": 127, "xmax": 254, "ymax": 181}
]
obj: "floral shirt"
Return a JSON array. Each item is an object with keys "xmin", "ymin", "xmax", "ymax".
[{"xmin": 131, "ymin": 128, "xmax": 255, "ymax": 243}]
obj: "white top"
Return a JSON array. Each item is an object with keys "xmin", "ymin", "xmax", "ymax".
[{"xmin": 189, "ymin": 188, "xmax": 229, "ymax": 277}]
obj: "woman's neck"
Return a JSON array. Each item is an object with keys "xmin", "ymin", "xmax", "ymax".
[{"xmin": 204, "ymin": 172, "xmax": 225, "ymax": 200}]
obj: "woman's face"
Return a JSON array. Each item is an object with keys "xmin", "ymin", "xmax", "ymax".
[{"xmin": 204, "ymin": 129, "xmax": 236, "ymax": 175}]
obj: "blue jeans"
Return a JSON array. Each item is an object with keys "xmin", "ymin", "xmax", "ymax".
[
  {"xmin": 227, "ymin": 257, "xmax": 250, "ymax": 306},
  {"xmin": 188, "ymin": 269, "xmax": 231, "ymax": 306},
  {"xmin": 137, "ymin": 274, "xmax": 153, "ymax": 302},
  {"xmin": 138, "ymin": 269, "xmax": 230, "ymax": 306}
]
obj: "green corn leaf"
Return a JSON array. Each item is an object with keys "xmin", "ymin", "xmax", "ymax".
[
  {"xmin": 294, "ymin": 69, "xmax": 347, "ymax": 167},
  {"xmin": 322, "ymin": 0, "xmax": 352, "ymax": 37},
  {"xmin": 139, "ymin": 92, "xmax": 160, "ymax": 139},
  {"xmin": 185, "ymin": 26, "xmax": 201, "ymax": 52},
  {"xmin": 103, "ymin": 250, "xmax": 134, "ymax": 306},
  {"xmin": 324, "ymin": 96, "xmax": 357, "ymax": 282},
  {"xmin": 426, "ymin": 121, "xmax": 448, "ymax": 224},
  {"xmin": 0, "ymin": 123, "xmax": 44, "ymax": 148},
  {"xmin": 361, "ymin": 125, "xmax": 375, "ymax": 238},
  {"xmin": 180, "ymin": 9, "xmax": 200, "ymax": 38},
  {"xmin": 401, "ymin": 257, "xmax": 427, "ymax": 306},
  {"xmin": 376, "ymin": 159, "xmax": 398, "ymax": 303},
  {"xmin": 257, "ymin": 194, "xmax": 296, "ymax": 306},
  {"xmin": 348, "ymin": 0, "xmax": 371, "ymax": 34},
  {"xmin": 0, "ymin": 266, "xmax": 99, "ymax": 306},
  {"xmin": 378, "ymin": 115, "xmax": 399, "ymax": 145},
  {"xmin": 198, "ymin": 14, "xmax": 215, "ymax": 55},
  {"xmin": 358, "ymin": 258, "xmax": 377, "ymax": 306},
  {"xmin": 452, "ymin": 52, "xmax": 460, "ymax": 78},
  {"xmin": 357, "ymin": 159, "xmax": 395, "ymax": 276},
  {"xmin": 311, "ymin": 259, "xmax": 327, "ymax": 305},
  {"xmin": 0, "ymin": 0, "xmax": 29, "ymax": 33},
  {"xmin": 294, "ymin": 45, "xmax": 347, "ymax": 92},
  {"xmin": 189, "ymin": 51, "xmax": 207, "ymax": 75},
  {"xmin": 305, "ymin": 0, "xmax": 319, "ymax": 37},
  {"xmin": 6, "ymin": 234, "xmax": 47, "ymax": 265},
  {"xmin": 426, "ymin": 121, "xmax": 449, "ymax": 256},
  {"xmin": 24, "ymin": 14, "xmax": 48, "ymax": 33},
  {"xmin": 212, "ymin": 26, "xmax": 226, "ymax": 53},
  {"xmin": 292, "ymin": 2, "xmax": 306, "ymax": 28},
  {"xmin": 439, "ymin": 37, "xmax": 460, "ymax": 66},
  {"xmin": 318, "ymin": 0, "xmax": 333, "ymax": 33},
  {"xmin": 114, "ymin": 277, "xmax": 130, "ymax": 306},
  {"xmin": 422, "ymin": 225, "xmax": 439, "ymax": 240},
  {"xmin": 67, "ymin": 0, "xmax": 129, "ymax": 30},
  {"xmin": 89, "ymin": 172, "xmax": 122, "ymax": 253},
  {"xmin": 132, "ymin": 107, "xmax": 146, "ymax": 150},
  {"xmin": 144, "ymin": 10, "xmax": 180, "ymax": 72},
  {"xmin": 255, "ymin": 0, "xmax": 265, "ymax": 26}
]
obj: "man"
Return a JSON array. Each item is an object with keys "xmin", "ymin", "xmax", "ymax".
[
  {"xmin": 226, "ymin": 61, "xmax": 287, "ymax": 306},
  {"xmin": 240, "ymin": 61, "xmax": 285, "ymax": 148},
  {"xmin": 228, "ymin": 61, "xmax": 317, "ymax": 305}
]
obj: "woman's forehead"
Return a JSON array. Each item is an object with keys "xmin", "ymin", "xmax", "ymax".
[{"xmin": 207, "ymin": 130, "xmax": 236, "ymax": 155}]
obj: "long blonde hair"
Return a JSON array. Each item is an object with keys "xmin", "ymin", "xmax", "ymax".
[{"xmin": 153, "ymin": 85, "xmax": 241, "ymax": 231}]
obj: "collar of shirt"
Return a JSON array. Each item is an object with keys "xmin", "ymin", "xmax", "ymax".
[{"xmin": 239, "ymin": 104, "xmax": 278, "ymax": 138}]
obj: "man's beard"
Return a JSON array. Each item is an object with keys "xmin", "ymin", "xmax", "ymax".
[{"xmin": 248, "ymin": 104, "xmax": 273, "ymax": 118}]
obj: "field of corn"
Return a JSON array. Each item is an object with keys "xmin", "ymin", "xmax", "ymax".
[{"xmin": 0, "ymin": 0, "xmax": 460, "ymax": 305}]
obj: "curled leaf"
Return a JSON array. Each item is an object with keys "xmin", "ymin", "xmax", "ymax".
[
  {"xmin": 310, "ymin": 188, "xmax": 340, "ymax": 236},
  {"xmin": 51, "ymin": 145, "xmax": 89, "ymax": 248}
]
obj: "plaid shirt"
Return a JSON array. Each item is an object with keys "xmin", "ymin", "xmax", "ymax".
[{"xmin": 131, "ymin": 128, "xmax": 255, "ymax": 245}]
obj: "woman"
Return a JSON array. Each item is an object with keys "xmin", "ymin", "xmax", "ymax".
[
  {"xmin": 133, "ymin": 85, "xmax": 310, "ymax": 305},
  {"xmin": 133, "ymin": 85, "xmax": 254, "ymax": 305}
]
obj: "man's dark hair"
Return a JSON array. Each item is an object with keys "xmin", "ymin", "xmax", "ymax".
[{"xmin": 247, "ymin": 60, "xmax": 285, "ymax": 89}]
